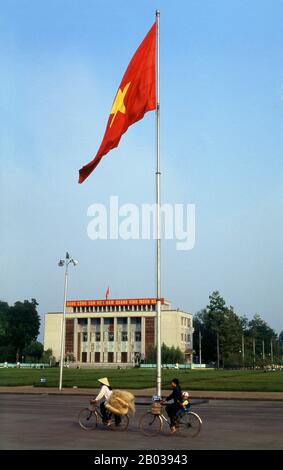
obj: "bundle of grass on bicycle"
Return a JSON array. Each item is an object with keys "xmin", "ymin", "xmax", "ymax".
[{"xmin": 78, "ymin": 377, "xmax": 135, "ymax": 432}]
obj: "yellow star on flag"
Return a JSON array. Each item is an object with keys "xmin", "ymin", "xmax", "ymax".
[{"xmin": 109, "ymin": 82, "xmax": 131, "ymax": 128}]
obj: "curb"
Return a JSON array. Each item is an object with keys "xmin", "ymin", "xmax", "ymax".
[{"xmin": 1, "ymin": 387, "xmax": 283, "ymax": 401}]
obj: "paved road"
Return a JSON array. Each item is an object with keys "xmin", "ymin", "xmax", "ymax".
[{"xmin": 1, "ymin": 394, "xmax": 283, "ymax": 450}]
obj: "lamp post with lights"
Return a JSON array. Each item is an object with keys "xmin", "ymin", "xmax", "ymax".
[{"xmin": 58, "ymin": 252, "xmax": 78, "ymax": 391}]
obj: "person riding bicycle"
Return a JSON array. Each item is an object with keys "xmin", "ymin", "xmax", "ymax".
[
  {"xmin": 90, "ymin": 377, "xmax": 121, "ymax": 426},
  {"xmin": 163, "ymin": 378, "xmax": 183, "ymax": 434}
]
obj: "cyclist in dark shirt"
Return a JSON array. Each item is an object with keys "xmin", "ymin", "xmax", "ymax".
[{"xmin": 163, "ymin": 378, "xmax": 183, "ymax": 433}]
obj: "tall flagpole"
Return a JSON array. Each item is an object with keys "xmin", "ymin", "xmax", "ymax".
[{"xmin": 155, "ymin": 9, "xmax": 161, "ymax": 397}]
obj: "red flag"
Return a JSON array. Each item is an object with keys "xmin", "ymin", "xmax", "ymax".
[
  {"xmin": 106, "ymin": 287, "xmax": 110, "ymax": 300},
  {"xmin": 78, "ymin": 22, "xmax": 156, "ymax": 183}
]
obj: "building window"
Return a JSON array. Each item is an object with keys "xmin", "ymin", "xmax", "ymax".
[
  {"xmin": 94, "ymin": 352, "xmax": 100, "ymax": 363},
  {"xmin": 121, "ymin": 331, "xmax": 128, "ymax": 342},
  {"xmin": 108, "ymin": 332, "xmax": 114, "ymax": 342},
  {"xmin": 108, "ymin": 352, "xmax": 114, "ymax": 363},
  {"xmin": 82, "ymin": 352, "xmax": 87, "ymax": 363},
  {"xmin": 135, "ymin": 332, "xmax": 141, "ymax": 342},
  {"xmin": 82, "ymin": 332, "xmax": 88, "ymax": 342},
  {"xmin": 121, "ymin": 352, "xmax": 127, "ymax": 363},
  {"xmin": 95, "ymin": 332, "xmax": 101, "ymax": 342}
]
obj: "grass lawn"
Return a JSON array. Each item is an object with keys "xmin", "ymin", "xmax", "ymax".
[{"xmin": 0, "ymin": 368, "xmax": 283, "ymax": 392}]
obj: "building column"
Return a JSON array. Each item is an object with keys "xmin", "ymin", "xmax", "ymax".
[
  {"xmin": 114, "ymin": 317, "xmax": 118, "ymax": 363},
  {"xmin": 100, "ymin": 317, "xmax": 104, "ymax": 363},
  {"xmin": 74, "ymin": 318, "xmax": 78, "ymax": 362},
  {"xmin": 141, "ymin": 317, "xmax": 146, "ymax": 359},
  {"xmin": 87, "ymin": 318, "xmax": 91, "ymax": 363},
  {"xmin": 127, "ymin": 317, "xmax": 131, "ymax": 364}
]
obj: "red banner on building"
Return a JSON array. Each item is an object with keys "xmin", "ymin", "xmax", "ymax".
[{"xmin": 66, "ymin": 298, "xmax": 164, "ymax": 308}]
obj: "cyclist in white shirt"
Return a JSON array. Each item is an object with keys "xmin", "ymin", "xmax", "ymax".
[{"xmin": 91, "ymin": 377, "xmax": 121, "ymax": 426}]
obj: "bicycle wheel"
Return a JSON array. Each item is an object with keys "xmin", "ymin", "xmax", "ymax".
[
  {"xmin": 110, "ymin": 414, "xmax": 129, "ymax": 432},
  {"xmin": 78, "ymin": 408, "xmax": 98, "ymax": 430},
  {"xmin": 178, "ymin": 411, "xmax": 202, "ymax": 437},
  {"xmin": 139, "ymin": 412, "xmax": 162, "ymax": 437}
]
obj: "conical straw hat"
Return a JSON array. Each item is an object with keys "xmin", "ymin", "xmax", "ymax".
[{"xmin": 98, "ymin": 377, "xmax": 110, "ymax": 387}]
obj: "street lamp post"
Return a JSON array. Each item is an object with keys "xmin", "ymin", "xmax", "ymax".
[{"xmin": 58, "ymin": 252, "xmax": 78, "ymax": 391}]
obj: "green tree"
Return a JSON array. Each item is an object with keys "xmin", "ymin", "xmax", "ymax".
[
  {"xmin": 0, "ymin": 301, "xmax": 13, "ymax": 361},
  {"xmin": 42, "ymin": 348, "xmax": 56, "ymax": 365},
  {"xmin": 146, "ymin": 344, "xmax": 156, "ymax": 363},
  {"xmin": 22, "ymin": 341, "xmax": 44, "ymax": 362},
  {"xmin": 206, "ymin": 291, "xmax": 227, "ymax": 367},
  {"xmin": 8, "ymin": 299, "xmax": 40, "ymax": 361},
  {"xmin": 146, "ymin": 343, "xmax": 185, "ymax": 364},
  {"xmin": 247, "ymin": 314, "xmax": 278, "ymax": 365},
  {"xmin": 193, "ymin": 309, "xmax": 207, "ymax": 363},
  {"xmin": 0, "ymin": 301, "xmax": 9, "ymax": 338},
  {"xmin": 194, "ymin": 293, "xmax": 282, "ymax": 368},
  {"xmin": 194, "ymin": 292, "xmax": 244, "ymax": 367},
  {"xmin": 220, "ymin": 306, "xmax": 244, "ymax": 367}
]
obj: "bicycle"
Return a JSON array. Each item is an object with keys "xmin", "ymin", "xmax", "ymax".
[
  {"xmin": 78, "ymin": 401, "xmax": 129, "ymax": 432},
  {"xmin": 139, "ymin": 400, "xmax": 202, "ymax": 437}
]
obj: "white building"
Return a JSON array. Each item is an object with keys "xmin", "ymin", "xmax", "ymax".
[{"xmin": 44, "ymin": 297, "xmax": 194, "ymax": 367}]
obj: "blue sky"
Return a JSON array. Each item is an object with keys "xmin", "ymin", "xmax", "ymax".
[{"xmin": 0, "ymin": 0, "xmax": 282, "ymax": 340}]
